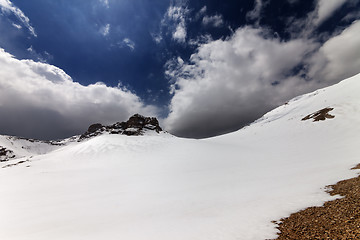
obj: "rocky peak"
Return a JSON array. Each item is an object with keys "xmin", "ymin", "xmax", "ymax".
[{"xmin": 80, "ymin": 114, "xmax": 163, "ymax": 140}]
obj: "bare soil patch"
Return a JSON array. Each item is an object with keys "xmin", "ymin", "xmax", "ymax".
[{"xmin": 274, "ymin": 164, "xmax": 360, "ymax": 239}]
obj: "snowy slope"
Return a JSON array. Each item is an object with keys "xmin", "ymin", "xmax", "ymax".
[
  {"xmin": 0, "ymin": 73, "xmax": 360, "ymax": 240},
  {"xmin": 0, "ymin": 135, "xmax": 74, "ymax": 163}
]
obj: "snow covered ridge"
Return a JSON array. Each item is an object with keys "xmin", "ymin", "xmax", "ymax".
[
  {"xmin": 79, "ymin": 113, "xmax": 163, "ymax": 140},
  {"xmin": 0, "ymin": 135, "xmax": 64, "ymax": 162},
  {"xmin": 0, "ymin": 73, "xmax": 360, "ymax": 240},
  {"xmin": 0, "ymin": 114, "xmax": 163, "ymax": 162}
]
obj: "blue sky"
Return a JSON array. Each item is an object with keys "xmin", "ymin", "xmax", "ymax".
[{"xmin": 0, "ymin": 0, "xmax": 359, "ymax": 139}]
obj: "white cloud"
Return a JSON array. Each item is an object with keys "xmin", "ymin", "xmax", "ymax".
[
  {"xmin": 172, "ymin": 23, "xmax": 187, "ymax": 43},
  {"xmin": 199, "ymin": 6, "xmax": 207, "ymax": 15},
  {"xmin": 11, "ymin": 23, "xmax": 21, "ymax": 29},
  {"xmin": 121, "ymin": 38, "xmax": 136, "ymax": 51},
  {"xmin": 314, "ymin": 0, "xmax": 347, "ymax": 26},
  {"xmin": 0, "ymin": 48, "xmax": 158, "ymax": 139},
  {"xmin": 165, "ymin": 27, "xmax": 318, "ymax": 138},
  {"xmin": 163, "ymin": 3, "xmax": 189, "ymax": 43},
  {"xmin": 167, "ymin": 5, "xmax": 188, "ymax": 43},
  {"xmin": 202, "ymin": 15, "xmax": 224, "ymax": 28},
  {"xmin": 164, "ymin": 13, "xmax": 360, "ymax": 138},
  {"xmin": 99, "ymin": 0, "xmax": 109, "ymax": 8},
  {"xmin": 151, "ymin": 32, "xmax": 163, "ymax": 44},
  {"xmin": 100, "ymin": 23, "xmax": 110, "ymax": 36},
  {"xmin": 308, "ymin": 20, "xmax": 360, "ymax": 84},
  {"xmin": 195, "ymin": 6, "xmax": 207, "ymax": 20},
  {"xmin": 151, "ymin": 2, "xmax": 190, "ymax": 44},
  {"xmin": 0, "ymin": 0, "xmax": 37, "ymax": 37}
]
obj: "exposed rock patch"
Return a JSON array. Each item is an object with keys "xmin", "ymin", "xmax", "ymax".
[
  {"xmin": 302, "ymin": 107, "xmax": 335, "ymax": 122},
  {"xmin": 0, "ymin": 146, "xmax": 16, "ymax": 162},
  {"xmin": 87, "ymin": 123, "xmax": 103, "ymax": 133},
  {"xmin": 2, "ymin": 159, "xmax": 29, "ymax": 168},
  {"xmin": 80, "ymin": 114, "xmax": 163, "ymax": 140}
]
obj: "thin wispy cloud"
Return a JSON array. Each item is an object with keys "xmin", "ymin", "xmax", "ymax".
[
  {"xmin": 121, "ymin": 38, "xmax": 136, "ymax": 51},
  {"xmin": 154, "ymin": 2, "xmax": 189, "ymax": 44},
  {"xmin": 166, "ymin": 4, "xmax": 189, "ymax": 43},
  {"xmin": 99, "ymin": 0, "xmax": 109, "ymax": 8},
  {"xmin": 100, "ymin": 23, "xmax": 110, "ymax": 36},
  {"xmin": 11, "ymin": 23, "xmax": 21, "ymax": 29},
  {"xmin": 0, "ymin": 0, "xmax": 37, "ymax": 37},
  {"xmin": 286, "ymin": 0, "xmax": 355, "ymax": 38},
  {"xmin": 314, "ymin": 0, "xmax": 348, "ymax": 26},
  {"xmin": 202, "ymin": 14, "xmax": 224, "ymax": 27},
  {"xmin": 199, "ymin": 6, "xmax": 207, "ymax": 15},
  {"xmin": 151, "ymin": 32, "xmax": 163, "ymax": 44},
  {"xmin": 246, "ymin": 0, "xmax": 264, "ymax": 25},
  {"xmin": 27, "ymin": 45, "xmax": 53, "ymax": 63}
]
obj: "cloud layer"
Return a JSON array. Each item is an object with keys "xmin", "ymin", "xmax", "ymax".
[
  {"xmin": 164, "ymin": 19, "xmax": 360, "ymax": 138},
  {"xmin": 0, "ymin": 48, "xmax": 158, "ymax": 140},
  {"xmin": 309, "ymin": 20, "xmax": 360, "ymax": 83},
  {"xmin": 164, "ymin": 27, "xmax": 318, "ymax": 138}
]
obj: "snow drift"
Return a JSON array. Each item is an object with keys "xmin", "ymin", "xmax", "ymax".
[{"xmin": 0, "ymin": 73, "xmax": 360, "ymax": 240}]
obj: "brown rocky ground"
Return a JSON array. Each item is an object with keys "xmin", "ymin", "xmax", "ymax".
[
  {"xmin": 302, "ymin": 107, "xmax": 335, "ymax": 122},
  {"xmin": 274, "ymin": 164, "xmax": 360, "ymax": 239}
]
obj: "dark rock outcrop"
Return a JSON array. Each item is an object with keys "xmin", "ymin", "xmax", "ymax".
[
  {"xmin": 0, "ymin": 146, "xmax": 16, "ymax": 162},
  {"xmin": 80, "ymin": 114, "xmax": 163, "ymax": 140},
  {"xmin": 302, "ymin": 107, "xmax": 335, "ymax": 122},
  {"xmin": 87, "ymin": 123, "xmax": 104, "ymax": 133}
]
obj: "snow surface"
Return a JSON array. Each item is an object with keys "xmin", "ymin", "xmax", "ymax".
[
  {"xmin": 1, "ymin": 73, "xmax": 360, "ymax": 239},
  {"xmin": 0, "ymin": 136, "xmax": 66, "ymax": 160}
]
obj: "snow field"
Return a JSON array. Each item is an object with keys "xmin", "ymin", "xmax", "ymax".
[{"xmin": 0, "ymin": 73, "xmax": 360, "ymax": 239}]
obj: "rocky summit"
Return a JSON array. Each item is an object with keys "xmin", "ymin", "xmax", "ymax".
[{"xmin": 80, "ymin": 114, "xmax": 163, "ymax": 140}]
